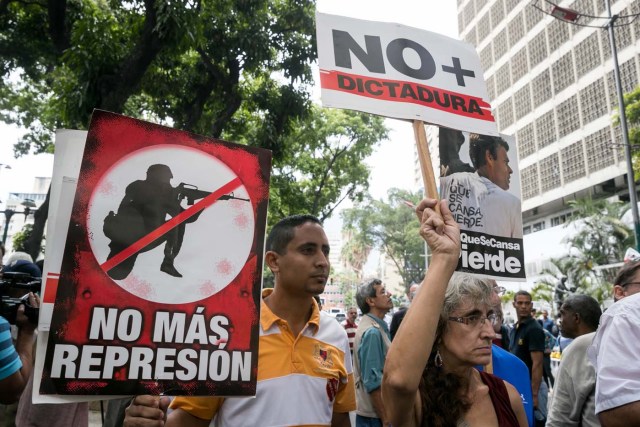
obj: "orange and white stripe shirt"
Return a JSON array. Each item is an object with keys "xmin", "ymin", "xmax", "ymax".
[{"xmin": 170, "ymin": 289, "xmax": 356, "ymax": 426}]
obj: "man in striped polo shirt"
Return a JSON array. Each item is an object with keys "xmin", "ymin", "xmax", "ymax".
[
  {"xmin": 125, "ymin": 214, "xmax": 356, "ymax": 426},
  {"xmin": 342, "ymin": 307, "xmax": 358, "ymax": 357},
  {"xmin": 0, "ymin": 291, "xmax": 39, "ymax": 404}
]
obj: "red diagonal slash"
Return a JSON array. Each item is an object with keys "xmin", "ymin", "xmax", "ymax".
[{"xmin": 101, "ymin": 177, "xmax": 243, "ymax": 273}]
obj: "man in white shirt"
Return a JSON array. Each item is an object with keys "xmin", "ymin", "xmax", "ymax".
[
  {"xmin": 440, "ymin": 134, "xmax": 523, "ymax": 239},
  {"xmin": 588, "ymin": 260, "xmax": 640, "ymax": 427}
]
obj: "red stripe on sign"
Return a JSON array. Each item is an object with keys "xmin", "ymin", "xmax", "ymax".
[
  {"xmin": 101, "ymin": 177, "xmax": 243, "ymax": 273},
  {"xmin": 320, "ymin": 70, "xmax": 495, "ymax": 122},
  {"xmin": 43, "ymin": 276, "xmax": 59, "ymax": 303}
]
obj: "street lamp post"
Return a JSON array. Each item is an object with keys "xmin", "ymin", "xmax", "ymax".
[
  {"xmin": 1, "ymin": 206, "xmax": 33, "ymax": 246},
  {"xmin": 536, "ymin": 0, "xmax": 640, "ymax": 249},
  {"xmin": 604, "ymin": 0, "xmax": 640, "ymax": 249}
]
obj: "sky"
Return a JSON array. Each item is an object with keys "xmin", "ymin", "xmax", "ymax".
[{"xmin": 0, "ymin": 1, "xmax": 458, "ymax": 234}]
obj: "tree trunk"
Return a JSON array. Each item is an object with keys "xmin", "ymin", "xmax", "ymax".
[{"xmin": 24, "ymin": 185, "xmax": 50, "ymax": 261}]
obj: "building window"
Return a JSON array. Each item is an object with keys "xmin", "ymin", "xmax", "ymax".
[
  {"xmin": 464, "ymin": 1, "xmax": 476, "ymax": 27},
  {"xmin": 561, "ymin": 141, "xmax": 586, "ymax": 184},
  {"xmin": 521, "ymin": 163, "xmax": 540, "ymax": 200},
  {"xmin": 497, "ymin": 97, "xmax": 514, "ymax": 129},
  {"xmin": 514, "ymin": 83, "xmax": 532, "ymax": 121},
  {"xmin": 539, "ymin": 153, "xmax": 561, "ymax": 192},
  {"xmin": 517, "ymin": 122, "xmax": 536, "ymax": 159},
  {"xmin": 475, "ymin": 0, "xmax": 488, "ymax": 13},
  {"xmin": 550, "ymin": 212, "xmax": 573, "ymax": 227},
  {"xmin": 532, "ymin": 68, "xmax": 552, "ymax": 107},
  {"xmin": 480, "ymin": 44, "xmax": 494, "ymax": 73},
  {"xmin": 532, "ymin": 221, "xmax": 546, "ymax": 232},
  {"xmin": 490, "ymin": 0, "xmax": 505, "ymax": 28},
  {"xmin": 493, "ymin": 27, "xmax": 509, "ymax": 62},
  {"xmin": 570, "ymin": 0, "xmax": 595, "ymax": 23},
  {"xmin": 574, "ymin": 31, "xmax": 600, "ymax": 79},
  {"xmin": 607, "ymin": 59, "xmax": 639, "ymax": 109},
  {"xmin": 477, "ymin": 12, "xmax": 491, "ymax": 44},
  {"xmin": 523, "ymin": 225, "xmax": 532, "ymax": 235},
  {"xmin": 495, "ymin": 61, "xmax": 512, "ymax": 95},
  {"xmin": 612, "ymin": 123, "xmax": 627, "ymax": 163},
  {"xmin": 525, "ymin": 3, "xmax": 544, "ymax": 31},
  {"xmin": 535, "ymin": 109, "xmax": 557, "ymax": 148},
  {"xmin": 508, "ymin": 11, "xmax": 525, "ymax": 47},
  {"xmin": 511, "ymin": 47, "xmax": 529, "ymax": 84},
  {"xmin": 579, "ymin": 78, "xmax": 608, "ymax": 124},
  {"xmin": 486, "ymin": 73, "xmax": 496, "ymax": 101},
  {"xmin": 528, "ymin": 30, "xmax": 548, "ymax": 70},
  {"xmin": 465, "ymin": 26, "xmax": 478, "ymax": 46},
  {"xmin": 557, "ymin": 95, "xmax": 580, "ymax": 138},
  {"xmin": 458, "ymin": 10, "xmax": 464, "ymax": 31},
  {"xmin": 585, "ymin": 126, "xmax": 616, "ymax": 172},
  {"xmin": 547, "ymin": 19, "xmax": 569, "ymax": 53},
  {"xmin": 552, "ymin": 52, "xmax": 575, "ymax": 94}
]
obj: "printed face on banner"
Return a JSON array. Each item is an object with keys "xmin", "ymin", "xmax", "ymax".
[
  {"xmin": 87, "ymin": 145, "xmax": 254, "ymax": 304},
  {"xmin": 41, "ymin": 111, "xmax": 271, "ymax": 397},
  {"xmin": 316, "ymin": 12, "xmax": 498, "ymax": 136},
  {"xmin": 438, "ymin": 128, "xmax": 526, "ymax": 281}
]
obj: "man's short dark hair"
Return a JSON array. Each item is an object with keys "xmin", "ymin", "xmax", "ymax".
[
  {"xmin": 356, "ymin": 279, "xmax": 382, "ymax": 314},
  {"xmin": 469, "ymin": 134, "xmax": 509, "ymax": 169},
  {"xmin": 265, "ymin": 214, "xmax": 322, "ymax": 255},
  {"xmin": 514, "ymin": 290, "xmax": 532, "ymax": 302},
  {"xmin": 562, "ymin": 294, "xmax": 602, "ymax": 331},
  {"xmin": 613, "ymin": 260, "xmax": 640, "ymax": 287}
]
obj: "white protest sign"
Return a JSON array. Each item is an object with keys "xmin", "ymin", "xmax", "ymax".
[
  {"xmin": 39, "ymin": 130, "xmax": 87, "ymax": 330},
  {"xmin": 316, "ymin": 12, "xmax": 498, "ymax": 136}
]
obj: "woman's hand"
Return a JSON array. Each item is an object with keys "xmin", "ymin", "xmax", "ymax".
[{"xmin": 415, "ymin": 198, "xmax": 460, "ymax": 262}]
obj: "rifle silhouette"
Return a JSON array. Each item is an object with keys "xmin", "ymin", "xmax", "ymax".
[{"xmin": 176, "ymin": 183, "xmax": 250, "ymax": 205}]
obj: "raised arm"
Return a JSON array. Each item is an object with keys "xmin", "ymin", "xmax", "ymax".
[{"xmin": 382, "ymin": 198, "xmax": 460, "ymax": 427}]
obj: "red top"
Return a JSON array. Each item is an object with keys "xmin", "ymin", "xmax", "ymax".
[{"xmin": 479, "ymin": 370, "xmax": 520, "ymax": 427}]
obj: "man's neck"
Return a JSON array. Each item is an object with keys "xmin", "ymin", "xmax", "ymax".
[
  {"xmin": 265, "ymin": 287, "xmax": 314, "ymax": 336},
  {"xmin": 368, "ymin": 308, "xmax": 388, "ymax": 320},
  {"xmin": 517, "ymin": 315, "xmax": 532, "ymax": 325}
]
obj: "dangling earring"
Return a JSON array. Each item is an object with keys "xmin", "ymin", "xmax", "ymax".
[{"xmin": 434, "ymin": 349, "xmax": 443, "ymax": 368}]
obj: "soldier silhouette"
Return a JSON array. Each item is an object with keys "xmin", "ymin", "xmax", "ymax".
[{"xmin": 104, "ymin": 164, "xmax": 203, "ymax": 280}]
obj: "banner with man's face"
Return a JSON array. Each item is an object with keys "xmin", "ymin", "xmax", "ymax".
[
  {"xmin": 438, "ymin": 127, "xmax": 525, "ymax": 281},
  {"xmin": 40, "ymin": 111, "xmax": 271, "ymax": 396}
]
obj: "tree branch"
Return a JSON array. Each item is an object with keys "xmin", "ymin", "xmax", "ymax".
[
  {"xmin": 98, "ymin": 0, "xmax": 168, "ymax": 113},
  {"xmin": 47, "ymin": 0, "xmax": 69, "ymax": 54},
  {"xmin": 311, "ymin": 143, "xmax": 351, "ymax": 214}
]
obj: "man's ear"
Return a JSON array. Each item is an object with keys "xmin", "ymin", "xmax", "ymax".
[
  {"xmin": 613, "ymin": 284, "xmax": 626, "ymax": 301},
  {"xmin": 265, "ymin": 251, "xmax": 280, "ymax": 274},
  {"xmin": 485, "ymin": 149, "xmax": 494, "ymax": 165}
]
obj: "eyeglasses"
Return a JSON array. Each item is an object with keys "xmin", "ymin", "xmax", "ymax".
[
  {"xmin": 621, "ymin": 281, "xmax": 640, "ymax": 288},
  {"xmin": 448, "ymin": 314, "xmax": 498, "ymax": 328},
  {"xmin": 493, "ymin": 286, "xmax": 506, "ymax": 296}
]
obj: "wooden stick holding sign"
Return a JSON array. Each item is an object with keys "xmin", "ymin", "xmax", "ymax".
[{"xmin": 413, "ymin": 120, "xmax": 440, "ymax": 212}]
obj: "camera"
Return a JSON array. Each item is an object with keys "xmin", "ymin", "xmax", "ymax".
[{"xmin": 0, "ymin": 272, "xmax": 41, "ymax": 325}]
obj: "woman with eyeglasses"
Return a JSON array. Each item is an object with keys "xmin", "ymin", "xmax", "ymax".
[{"xmin": 382, "ymin": 198, "xmax": 527, "ymax": 427}]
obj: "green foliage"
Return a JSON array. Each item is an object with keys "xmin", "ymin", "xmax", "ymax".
[
  {"xmin": 0, "ymin": 0, "xmax": 390, "ymax": 249},
  {"xmin": 0, "ymin": 0, "xmax": 318, "ymax": 156},
  {"xmin": 535, "ymin": 197, "xmax": 631, "ymax": 306},
  {"xmin": 341, "ymin": 188, "xmax": 425, "ymax": 291},
  {"xmin": 11, "ymin": 223, "xmax": 44, "ymax": 254},
  {"xmin": 614, "ymin": 85, "xmax": 640, "ymax": 180},
  {"xmin": 262, "ymin": 106, "xmax": 387, "ymax": 224}
]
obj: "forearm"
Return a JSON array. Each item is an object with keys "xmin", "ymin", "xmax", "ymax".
[
  {"xmin": 531, "ymin": 359, "xmax": 543, "ymax": 400},
  {"xmin": 370, "ymin": 388, "xmax": 386, "ymax": 422},
  {"xmin": 383, "ymin": 255, "xmax": 456, "ymax": 423},
  {"xmin": 15, "ymin": 329, "xmax": 35, "ymax": 382}
]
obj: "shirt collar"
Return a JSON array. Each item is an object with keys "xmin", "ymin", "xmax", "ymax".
[
  {"xmin": 366, "ymin": 313, "xmax": 390, "ymax": 332},
  {"xmin": 260, "ymin": 288, "xmax": 320, "ymax": 334}
]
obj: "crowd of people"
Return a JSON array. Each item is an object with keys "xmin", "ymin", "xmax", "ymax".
[{"xmin": 1, "ymin": 198, "xmax": 639, "ymax": 426}]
